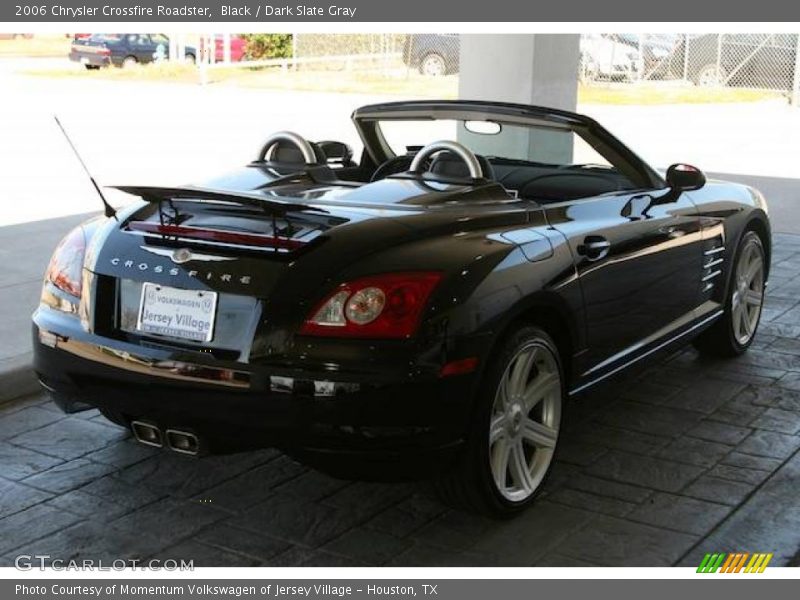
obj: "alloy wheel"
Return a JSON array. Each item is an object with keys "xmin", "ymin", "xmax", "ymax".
[
  {"xmin": 731, "ymin": 235, "xmax": 765, "ymax": 346},
  {"xmin": 488, "ymin": 341, "xmax": 561, "ymax": 503}
]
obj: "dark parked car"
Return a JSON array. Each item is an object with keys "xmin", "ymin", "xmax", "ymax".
[
  {"xmin": 402, "ymin": 33, "xmax": 459, "ymax": 76},
  {"xmin": 69, "ymin": 33, "xmax": 196, "ymax": 69},
  {"xmin": 34, "ymin": 100, "xmax": 770, "ymax": 516},
  {"xmin": 672, "ymin": 33, "xmax": 798, "ymax": 89}
]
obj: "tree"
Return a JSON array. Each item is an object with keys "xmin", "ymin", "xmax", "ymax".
[{"xmin": 241, "ymin": 34, "xmax": 293, "ymax": 60}]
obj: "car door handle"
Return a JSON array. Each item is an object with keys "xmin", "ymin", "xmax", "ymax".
[
  {"xmin": 578, "ymin": 236, "xmax": 611, "ymax": 261},
  {"xmin": 659, "ymin": 225, "xmax": 686, "ymax": 238}
]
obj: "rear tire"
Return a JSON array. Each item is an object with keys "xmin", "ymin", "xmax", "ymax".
[
  {"xmin": 121, "ymin": 55, "xmax": 138, "ymax": 69},
  {"xmin": 435, "ymin": 326, "xmax": 564, "ymax": 517},
  {"xmin": 694, "ymin": 230, "xmax": 766, "ymax": 357},
  {"xmin": 46, "ymin": 390, "xmax": 91, "ymax": 414},
  {"xmin": 98, "ymin": 407, "xmax": 129, "ymax": 428}
]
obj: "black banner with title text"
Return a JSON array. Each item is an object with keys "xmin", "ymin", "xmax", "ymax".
[{"xmin": 3, "ymin": 0, "xmax": 800, "ymax": 22}]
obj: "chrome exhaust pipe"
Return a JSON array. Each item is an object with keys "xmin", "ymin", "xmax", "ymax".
[
  {"xmin": 165, "ymin": 429, "xmax": 200, "ymax": 456},
  {"xmin": 131, "ymin": 421, "xmax": 163, "ymax": 448}
]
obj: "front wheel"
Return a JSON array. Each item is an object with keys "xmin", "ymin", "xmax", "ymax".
[
  {"xmin": 435, "ymin": 326, "xmax": 564, "ymax": 517},
  {"xmin": 419, "ymin": 52, "xmax": 447, "ymax": 77},
  {"xmin": 694, "ymin": 230, "xmax": 766, "ymax": 357}
]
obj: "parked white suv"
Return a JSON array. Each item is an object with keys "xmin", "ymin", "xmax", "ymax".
[{"xmin": 580, "ymin": 33, "xmax": 644, "ymax": 81}]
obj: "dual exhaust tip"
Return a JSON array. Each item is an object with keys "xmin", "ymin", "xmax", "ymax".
[{"xmin": 131, "ymin": 421, "xmax": 200, "ymax": 456}]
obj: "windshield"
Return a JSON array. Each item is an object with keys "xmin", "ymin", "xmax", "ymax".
[
  {"xmin": 89, "ymin": 34, "xmax": 122, "ymax": 43},
  {"xmin": 377, "ymin": 118, "xmax": 613, "ymax": 169}
]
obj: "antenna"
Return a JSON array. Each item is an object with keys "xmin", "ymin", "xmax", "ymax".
[{"xmin": 54, "ymin": 116, "xmax": 118, "ymax": 220}]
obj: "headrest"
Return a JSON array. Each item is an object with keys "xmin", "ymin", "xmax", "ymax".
[
  {"xmin": 429, "ymin": 151, "xmax": 495, "ymax": 181},
  {"xmin": 270, "ymin": 141, "xmax": 327, "ymax": 166}
]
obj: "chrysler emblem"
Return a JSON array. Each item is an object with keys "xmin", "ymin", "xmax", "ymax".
[
  {"xmin": 172, "ymin": 248, "xmax": 193, "ymax": 264},
  {"xmin": 139, "ymin": 246, "xmax": 235, "ymax": 263}
]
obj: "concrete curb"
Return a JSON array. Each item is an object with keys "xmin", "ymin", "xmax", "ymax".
[{"xmin": 0, "ymin": 352, "xmax": 39, "ymax": 406}]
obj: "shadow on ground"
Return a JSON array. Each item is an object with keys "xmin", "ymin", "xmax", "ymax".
[{"xmin": 2, "ymin": 234, "xmax": 800, "ymax": 567}]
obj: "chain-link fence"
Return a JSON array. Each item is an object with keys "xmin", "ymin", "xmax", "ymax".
[
  {"xmin": 287, "ymin": 34, "xmax": 403, "ymax": 73},
  {"xmin": 197, "ymin": 33, "xmax": 460, "ymax": 78},
  {"xmin": 189, "ymin": 33, "xmax": 800, "ymax": 103},
  {"xmin": 580, "ymin": 33, "xmax": 800, "ymax": 98},
  {"xmin": 193, "ymin": 33, "xmax": 461, "ymax": 95},
  {"xmin": 291, "ymin": 33, "xmax": 460, "ymax": 77}
]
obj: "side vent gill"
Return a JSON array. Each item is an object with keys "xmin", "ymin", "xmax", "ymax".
[{"xmin": 701, "ymin": 235, "xmax": 725, "ymax": 294}]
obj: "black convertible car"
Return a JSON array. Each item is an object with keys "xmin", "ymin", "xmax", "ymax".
[{"xmin": 33, "ymin": 100, "xmax": 770, "ymax": 516}]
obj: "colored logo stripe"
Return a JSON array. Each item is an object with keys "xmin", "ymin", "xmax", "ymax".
[
  {"xmin": 697, "ymin": 552, "xmax": 773, "ymax": 573},
  {"xmin": 697, "ymin": 553, "xmax": 726, "ymax": 573},
  {"xmin": 745, "ymin": 553, "xmax": 773, "ymax": 573}
]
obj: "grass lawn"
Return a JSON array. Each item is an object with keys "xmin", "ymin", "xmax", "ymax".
[
  {"xmin": 0, "ymin": 34, "xmax": 71, "ymax": 57},
  {"xmin": 19, "ymin": 60, "xmax": 786, "ymax": 105},
  {"xmin": 579, "ymin": 83, "xmax": 783, "ymax": 105},
  {"xmin": 23, "ymin": 61, "xmax": 461, "ymax": 97},
  {"xmin": 30, "ymin": 62, "xmax": 207, "ymax": 83},
  {"xmin": 228, "ymin": 67, "xmax": 459, "ymax": 97}
]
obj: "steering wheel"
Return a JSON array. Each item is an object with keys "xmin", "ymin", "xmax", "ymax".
[
  {"xmin": 409, "ymin": 140, "xmax": 484, "ymax": 179},
  {"xmin": 256, "ymin": 131, "xmax": 317, "ymax": 164}
]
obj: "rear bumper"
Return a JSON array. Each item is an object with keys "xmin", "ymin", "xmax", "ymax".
[
  {"xmin": 33, "ymin": 307, "xmax": 482, "ymax": 478},
  {"xmin": 69, "ymin": 51, "xmax": 110, "ymax": 67}
]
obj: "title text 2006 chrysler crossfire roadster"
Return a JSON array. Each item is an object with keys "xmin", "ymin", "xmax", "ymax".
[{"xmin": 33, "ymin": 100, "xmax": 770, "ymax": 515}]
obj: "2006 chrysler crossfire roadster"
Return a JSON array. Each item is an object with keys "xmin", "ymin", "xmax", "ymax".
[{"xmin": 33, "ymin": 100, "xmax": 771, "ymax": 515}]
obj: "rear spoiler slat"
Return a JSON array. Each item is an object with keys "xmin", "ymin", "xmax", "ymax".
[{"xmin": 113, "ymin": 185, "xmax": 327, "ymax": 215}]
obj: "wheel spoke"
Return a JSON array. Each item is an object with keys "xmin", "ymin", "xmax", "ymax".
[
  {"xmin": 741, "ymin": 307, "xmax": 754, "ymax": 337},
  {"xmin": 744, "ymin": 256, "xmax": 763, "ymax": 283},
  {"xmin": 522, "ymin": 372, "xmax": 559, "ymax": 411},
  {"xmin": 491, "ymin": 436, "xmax": 511, "ymax": 489},
  {"xmin": 497, "ymin": 374, "xmax": 511, "ymax": 409},
  {"xmin": 732, "ymin": 304, "xmax": 744, "ymax": 340},
  {"xmin": 744, "ymin": 289, "xmax": 763, "ymax": 307},
  {"xmin": 489, "ymin": 414, "xmax": 506, "ymax": 444},
  {"xmin": 521, "ymin": 418, "xmax": 558, "ymax": 448},
  {"xmin": 509, "ymin": 441, "xmax": 534, "ymax": 492},
  {"xmin": 508, "ymin": 347, "xmax": 538, "ymax": 398}
]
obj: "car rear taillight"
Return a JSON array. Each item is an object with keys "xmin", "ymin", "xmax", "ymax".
[
  {"xmin": 45, "ymin": 225, "xmax": 86, "ymax": 298},
  {"xmin": 300, "ymin": 272, "xmax": 443, "ymax": 339}
]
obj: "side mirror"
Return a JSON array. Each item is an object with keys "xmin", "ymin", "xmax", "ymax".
[
  {"xmin": 318, "ymin": 140, "xmax": 354, "ymax": 167},
  {"xmin": 666, "ymin": 163, "xmax": 706, "ymax": 191}
]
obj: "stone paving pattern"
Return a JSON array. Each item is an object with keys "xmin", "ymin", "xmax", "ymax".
[{"xmin": 2, "ymin": 233, "xmax": 800, "ymax": 568}]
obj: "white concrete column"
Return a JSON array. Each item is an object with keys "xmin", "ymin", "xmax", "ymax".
[
  {"xmin": 223, "ymin": 32, "xmax": 232, "ymax": 64},
  {"xmin": 458, "ymin": 34, "xmax": 580, "ymax": 163}
]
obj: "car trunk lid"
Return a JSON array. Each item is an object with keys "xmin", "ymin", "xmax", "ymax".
[{"xmin": 86, "ymin": 178, "xmax": 529, "ymax": 358}]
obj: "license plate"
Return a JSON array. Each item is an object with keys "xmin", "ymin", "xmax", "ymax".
[
  {"xmin": 80, "ymin": 56, "xmax": 89, "ymax": 64},
  {"xmin": 137, "ymin": 283, "xmax": 217, "ymax": 342}
]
